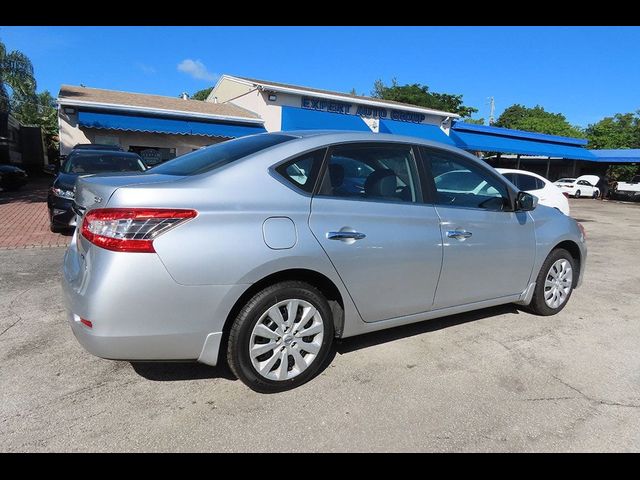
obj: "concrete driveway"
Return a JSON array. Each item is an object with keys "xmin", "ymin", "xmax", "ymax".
[{"xmin": 1, "ymin": 199, "xmax": 639, "ymax": 452}]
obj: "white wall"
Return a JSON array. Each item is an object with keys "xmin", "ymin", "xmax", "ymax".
[{"xmin": 225, "ymin": 89, "xmax": 283, "ymax": 132}]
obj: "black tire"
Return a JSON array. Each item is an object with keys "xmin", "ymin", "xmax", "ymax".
[
  {"xmin": 49, "ymin": 222, "xmax": 61, "ymax": 233},
  {"xmin": 593, "ymin": 190, "xmax": 599, "ymax": 199},
  {"xmin": 574, "ymin": 190, "xmax": 581, "ymax": 198},
  {"xmin": 227, "ymin": 281, "xmax": 334, "ymax": 393},
  {"xmin": 528, "ymin": 248, "xmax": 575, "ymax": 316}
]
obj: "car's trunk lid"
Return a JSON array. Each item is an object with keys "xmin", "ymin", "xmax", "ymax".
[{"xmin": 74, "ymin": 173, "xmax": 180, "ymax": 212}]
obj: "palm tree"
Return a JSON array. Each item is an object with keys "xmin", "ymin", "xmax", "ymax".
[{"xmin": 0, "ymin": 40, "xmax": 36, "ymax": 112}]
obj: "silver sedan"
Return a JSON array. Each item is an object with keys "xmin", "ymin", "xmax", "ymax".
[{"xmin": 63, "ymin": 131, "xmax": 587, "ymax": 392}]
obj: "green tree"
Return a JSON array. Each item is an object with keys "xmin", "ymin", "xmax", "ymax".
[
  {"xmin": 495, "ymin": 104, "xmax": 585, "ymax": 138},
  {"xmin": 0, "ymin": 39, "xmax": 36, "ymax": 112},
  {"xmin": 372, "ymin": 78, "xmax": 478, "ymax": 118},
  {"xmin": 190, "ymin": 87, "xmax": 213, "ymax": 101},
  {"xmin": 11, "ymin": 90, "xmax": 58, "ymax": 151},
  {"xmin": 585, "ymin": 112, "xmax": 640, "ymax": 181},
  {"xmin": 584, "ymin": 112, "xmax": 640, "ymax": 149},
  {"xmin": 464, "ymin": 117, "xmax": 486, "ymax": 125}
]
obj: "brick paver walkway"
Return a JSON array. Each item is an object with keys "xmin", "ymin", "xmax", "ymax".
[{"xmin": 0, "ymin": 178, "xmax": 72, "ymax": 249}]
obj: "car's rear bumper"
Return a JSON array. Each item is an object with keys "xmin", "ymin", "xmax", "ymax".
[
  {"xmin": 48, "ymin": 196, "xmax": 76, "ymax": 227},
  {"xmin": 62, "ymin": 231, "xmax": 248, "ymax": 365},
  {"xmin": 613, "ymin": 191, "xmax": 640, "ymax": 201}
]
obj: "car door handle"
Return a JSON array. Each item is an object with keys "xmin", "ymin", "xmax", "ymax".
[
  {"xmin": 446, "ymin": 230, "xmax": 472, "ymax": 240},
  {"xmin": 327, "ymin": 231, "xmax": 366, "ymax": 241}
]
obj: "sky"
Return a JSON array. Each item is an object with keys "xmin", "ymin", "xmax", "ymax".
[{"xmin": 1, "ymin": 26, "xmax": 639, "ymax": 128}]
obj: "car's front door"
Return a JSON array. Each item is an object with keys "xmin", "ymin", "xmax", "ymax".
[
  {"xmin": 309, "ymin": 143, "xmax": 443, "ymax": 323},
  {"xmin": 422, "ymin": 147, "xmax": 536, "ymax": 309}
]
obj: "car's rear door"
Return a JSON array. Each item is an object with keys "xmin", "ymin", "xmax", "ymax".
[
  {"xmin": 309, "ymin": 142, "xmax": 443, "ymax": 323},
  {"xmin": 422, "ymin": 147, "xmax": 536, "ymax": 308}
]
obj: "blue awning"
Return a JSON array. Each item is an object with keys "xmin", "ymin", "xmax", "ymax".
[
  {"xmin": 452, "ymin": 122, "xmax": 588, "ymax": 146},
  {"xmin": 378, "ymin": 119, "xmax": 455, "ymax": 145},
  {"xmin": 78, "ymin": 111, "xmax": 266, "ymax": 138},
  {"xmin": 588, "ymin": 149, "xmax": 640, "ymax": 163},
  {"xmin": 188, "ymin": 120, "xmax": 267, "ymax": 138},
  {"xmin": 450, "ymin": 124, "xmax": 597, "ymax": 161},
  {"xmin": 281, "ymin": 106, "xmax": 371, "ymax": 132}
]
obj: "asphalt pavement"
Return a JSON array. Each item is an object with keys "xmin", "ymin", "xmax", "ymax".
[{"xmin": 1, "ymin": 199, "xmax": 639, "ymax": 452}]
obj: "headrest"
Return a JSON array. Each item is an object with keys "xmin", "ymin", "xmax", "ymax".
[
  {"xmin": 329, "ymin": 164, "xmax": 345, "ymax": 188},
  {"xmin": 365, "ymin": 169, "xmax": 397, "ymax": 198}
]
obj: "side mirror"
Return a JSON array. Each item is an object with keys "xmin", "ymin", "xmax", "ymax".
[
  {"xmin": 516, "ymin": 191, "xmax": 538, "ymax": 211},
  {"xmin": 43, "ymin": 164, "xmax": 58, "ymax": 176}
]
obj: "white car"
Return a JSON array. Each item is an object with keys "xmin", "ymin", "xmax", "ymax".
[
  {"xmin": 497, "ymin": 168, "xmax": 570, "ymax": 216},
  {"xmin": 554, "ymin": 175, "xmax": 600, "ymax": 199}
]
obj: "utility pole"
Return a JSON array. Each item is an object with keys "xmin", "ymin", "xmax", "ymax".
[{"xmin": 488, "ymin": 96, "xmax": 495, "ymax": 125}]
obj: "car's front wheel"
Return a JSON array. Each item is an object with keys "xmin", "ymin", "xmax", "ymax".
[
  {"xmin": 574, "ymin": 190, "xmax": 581, "ymax": 198},
  {"xmin": 528, "ymin": 248, "xmax": 575, "ymax": 316},
  {"xmin": 227, "ymin": 281, "xmax": 334, "ymax": 393}
]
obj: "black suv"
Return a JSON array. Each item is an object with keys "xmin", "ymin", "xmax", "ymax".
[{"xmin": 47, "ymin": 148, "xmax": 147, "ymax": 232}]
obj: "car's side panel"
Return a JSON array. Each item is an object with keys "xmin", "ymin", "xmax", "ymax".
[
  {"xmin": 309, "ymin": 197, "xmax": 443, "ymax": 322},
  {"xmin": 432, "ymin": 207, "xmax": 536, "ymax": 307},
  {"xmin": 526, "ymin": 206, "xmax": 587, "ymax": 288}
]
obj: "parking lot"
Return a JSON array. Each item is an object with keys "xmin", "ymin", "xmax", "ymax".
[{"xmin": 1, "ymin": 198, "xmax": 639, "ymax": 452}]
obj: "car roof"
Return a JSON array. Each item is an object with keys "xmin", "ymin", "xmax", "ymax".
[
  {"xmin": 72, "ymin": 143, "xmax": 124, "ymax": 151},
  {"xmin": 68, "ymin": 149, "xmax": 142, "ymax": 157},
  {"xmin": 272, "ymin": 129, "xmax": 482, "ymax": 161},
  {"xmin": 495, "ymin": 168, "xmax": 549, "ymax": 181}
]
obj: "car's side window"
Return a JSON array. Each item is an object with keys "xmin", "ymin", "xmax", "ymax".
[
  {"xmin": 422, "ymin": 147, "xmax": 510, "ymax": 211},
  {"xmin": 317, "ymin": 143, "xmax": 422, "ymax": 204},
  {"xmin": 275, "ymin": 149, "xmax": 325, "ymax": 193},
  {"xmin": 514, "ymin": 173, "xmax": 539, "ymax": 191},
  {"xmin": 535, "ymin": 178, "xmax": 546, "ymax": 190}
]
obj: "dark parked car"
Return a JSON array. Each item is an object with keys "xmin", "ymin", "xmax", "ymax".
[
  {"xmin": 47, "ymin": 149, "xmax": 147, "ymax": 232},
  {"xmin": 0, "ymin": 164, "xmax": 28, "ymax": 192},
  {"xmin": 72, "ymin": 143, "xmax": 125, "ymax": 151}
]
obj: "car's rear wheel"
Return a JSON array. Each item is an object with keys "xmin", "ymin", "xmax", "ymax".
[
  {"xmin": 528, "ymin": 248, "xmax": 575, "ymax": 316},
  {"xmin": 574, "ymin": 190, "xmax": 581, "ymax": 198},
  {"xmin": 227, "ymin": 281, "xmax": 334, "ymax": 393}
]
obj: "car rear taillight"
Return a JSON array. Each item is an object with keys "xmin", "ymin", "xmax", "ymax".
[
  {"xmin": 562, "ymin": 192, "xmax": 570, "ymax": 198},
  {"xmin": 81, "ymin": 208, "xmax": 197, "ymax": 253}
]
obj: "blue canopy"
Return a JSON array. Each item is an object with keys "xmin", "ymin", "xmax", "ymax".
[
  {"xmin": 281, "ymin": 106, "xmax": 371, "ymax": 131},
  {"xmin": 450, "ymin": 122, "xmax": 596, "ymax": 161},
  {"xmin": 378, "ymin": 119, "xmax": 455, "ymax": 145},
  {"xmin": 452, "ymin": 122, "xmax": 588, "ymax": 146},
  {"xmin": 588, "ymin": 149, "xmax": 640, "ymax": 163},
  {"xmin": 78, "ymin": 111, "xmax": 266, "ymax": 138}
]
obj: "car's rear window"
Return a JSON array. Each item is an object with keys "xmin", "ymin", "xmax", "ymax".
[
  {"xmin": 62, "ymin": 152, "xmax": 146, "ymax": 174},
  {"xmin": 147, "ymin": 133, "xmax": 295, "ymax": 176}
]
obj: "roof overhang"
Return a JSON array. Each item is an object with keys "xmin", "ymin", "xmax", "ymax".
[
  {"xmin": 452, "ymin": 122, "xmax": 588, "ymax": 146},
  {"xmin": 588, "ymin": 149, "xmax": 640, "ymax": 163},
  {"xmin": 218, "ymin": 75, "xmax": 460, "ymax": 119},
  {"xmin": 449, "ymin": 121, "xmax": 597, "ymax": 161},
  {"xmin": 56, "ymin": 97, "xmax": 264, "ymax": 125}
]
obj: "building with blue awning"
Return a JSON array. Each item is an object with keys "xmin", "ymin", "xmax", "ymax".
[
  {"xmin": 57, "ymin": 85, "xmax": 266, "ymax": 163},
  {"xmin": 56, "ymin": 77, "xmax": 639, "ymax": 178}
]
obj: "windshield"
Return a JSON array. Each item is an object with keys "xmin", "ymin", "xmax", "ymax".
[
  {"xmin": 556, "ymin": 178, "xmax": 575, "ymax": 183},
  {"xmin": 147, "ymin": 133, "xmax": 295, "ymax": 176},
  {"xmin": 63, "ymin": 152, "xmax": 146, "ymax": 174}
]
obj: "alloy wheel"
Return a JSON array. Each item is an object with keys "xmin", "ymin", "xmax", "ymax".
[
  {"xmin": 249, "ymin": 299, "xmax": 324, "ymax": 381},
  {"xmin": 544, "ymin": 259, "xmax": 573, "ymax": 309}
]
